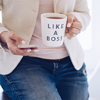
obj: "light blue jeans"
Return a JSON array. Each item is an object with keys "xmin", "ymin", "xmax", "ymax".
[{"xmin": 0, "ymin": 56, "xmax": 89, "ymax": 100}]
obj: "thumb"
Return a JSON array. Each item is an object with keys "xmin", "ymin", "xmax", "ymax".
[
  {"xmin": 11, "ymin": 32, "xmax": 26, "ymax": 45},
  {"xmin": 66, "ymin": 14, "xmax": 75, "ymax": 28}
]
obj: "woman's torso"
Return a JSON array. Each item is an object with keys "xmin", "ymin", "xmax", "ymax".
[{"xmin": 29, "ymin": 0, "xmax": 69, "ymax": 60}]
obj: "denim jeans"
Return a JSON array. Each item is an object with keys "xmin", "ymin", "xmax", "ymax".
[{"xmin": 0, "ymin": 56, "xmax": 89, "ymax": 100}]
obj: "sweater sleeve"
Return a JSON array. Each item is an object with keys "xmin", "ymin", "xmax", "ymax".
[
  {"xmin": 70, "ymin": 0, "xmax": 90, "ymax": 31},
  {"xmin": 0, "ymin": 4, "xmax": 9, "ymax": 51},
  {"xmin": 0, "ymin": 2, "xmax": 9, "ymax": 42},
  {"xmin": 0, "ymin": 2, "xmax": 9, "ymax": 49}
]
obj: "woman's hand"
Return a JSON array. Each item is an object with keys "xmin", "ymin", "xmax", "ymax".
[
  {"xmin": 65, "ymin": 14, "xmax": 82, "ymax": 39},
  {"xmin": 0, "ymin": 31, "xmax": 39, "ymax": 56}
]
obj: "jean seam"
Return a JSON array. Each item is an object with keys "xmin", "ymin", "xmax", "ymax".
[{"xmin": 3, "ymin": 75, "xmax": 22, "ymax": 100}]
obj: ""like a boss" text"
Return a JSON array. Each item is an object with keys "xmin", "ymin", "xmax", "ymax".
[
  {"xmin": 47, "ymin": 36, "xmax": 63, "ymax": 41},
  {"xmin": 48, "ymin": 24, "xmax": 64, "ymax": 29}
]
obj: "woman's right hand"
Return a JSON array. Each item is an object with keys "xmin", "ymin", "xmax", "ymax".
[{"xmin": 0, "ymin": 31, "xmax": 39, "ymax": 56}]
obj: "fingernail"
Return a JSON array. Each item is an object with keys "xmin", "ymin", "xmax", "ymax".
[
  {"xmin": 67, "ymin": 23, "xmax": 71, "ymax": 27},
  {"xmin": 21, "ymin": 40, "xmax": 26, "ymax": 44},
  {"xmin": 27, "ymin": 49, "xmax": 32, "ymax": 52},
  {"xmin": 34, "ymin": 49, "xmax": 39, "ymax": 52}
]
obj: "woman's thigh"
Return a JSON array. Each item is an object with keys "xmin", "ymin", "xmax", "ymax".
[
  {"xmin": 0, "ymin": 57, "xmax": 62, "ymax": 100},
  {"xmin": 56, "ymin": 62, "xmax": 89, "ymax": 100}
]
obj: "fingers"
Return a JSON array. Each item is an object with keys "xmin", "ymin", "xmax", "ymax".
[
  {"xmin": 65, "ymin": 27, "xmax": 80, "ymax": 39},
  {"xmin": 5, "ymin": 31, "xmax": 40, "ymax": 56},
  {"xmin": 9, "ymin": 44, "xmax": 39, "ymax": 56},
  {"xmin": 7, "ymin": 39, "xmax": 39, "ymax": 56},
  {"xmin": 2, "ymin": 31, "xmax": 39, "ymax": 56},
  {"xmin": 69, "ymin": 27, "xmax": 80, "ymax": 35},
  {"xmin": 66, "ymin": 14, "xmax": 82, "ymax": 30},
  {"xmin": 66, "ymin": 14, "xmax": 76, "ymax": 28},
  {"xmin": 65, "ymin": 34, "xmax": 72, "ymax": 39},
  {"xmin": 65, "ymin": 14, "xmax": 82, "ymax": 39},
  {"xmin": 72, "ymin": 22, "xmax": 82, "ymax": 31},
  {"xmin": 8, "ymin": 31, "xmax": 26, "ymax": 45}
]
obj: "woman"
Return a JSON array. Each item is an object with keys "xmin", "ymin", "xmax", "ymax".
[{"xmin": 0, "ymin": 0, "xmax": 90, "ymax": 100}]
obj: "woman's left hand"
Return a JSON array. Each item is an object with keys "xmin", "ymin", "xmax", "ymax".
[{"xmin": 65, "ymin": 14, "xmax": 82, "ymax": 39}]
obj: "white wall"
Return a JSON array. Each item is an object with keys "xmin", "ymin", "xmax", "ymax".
[
  {"xmin": 84, "ymin": 0, "xmax": 100, "ymax": 100},
  {"xmin": 78, "ymin": 0, "xmax": 100, "ymax": 77}
]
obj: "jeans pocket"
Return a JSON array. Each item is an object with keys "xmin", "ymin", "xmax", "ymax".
[{"xmin": 78, "ymin": 63, "xmax": 87, "ymax": 76}]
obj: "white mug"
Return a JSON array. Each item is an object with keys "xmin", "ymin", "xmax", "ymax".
[{"xmin": 41, "ymin": 13, "xmax": 67, "ymax": 47}]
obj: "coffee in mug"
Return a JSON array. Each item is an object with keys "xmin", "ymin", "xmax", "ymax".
[
  {"xmin": 41, "ymin": 13, "xmax": 67, "ymax": 47},
  {"xmin": 47, "ymin": 17, "xmax": 63, "ymax": 19}
]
